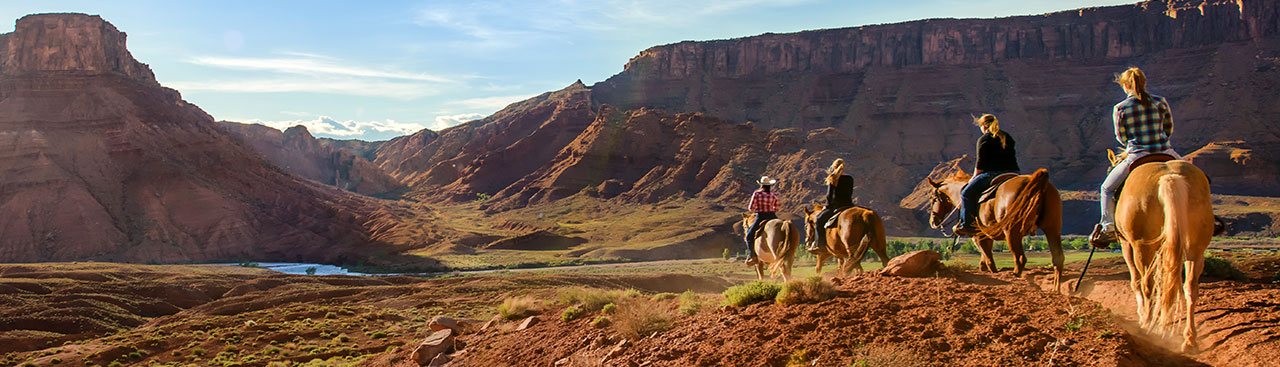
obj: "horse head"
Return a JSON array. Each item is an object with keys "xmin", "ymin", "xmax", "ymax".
[
  {"xmin": 740, "ymin": 213, "xmax": 755, "ymax": 233},
  {"xmin": 1107, "ymin": 148, "xmax": 1125, "ymax": 171},
  {"xmin": 801, "ymin": 203, "xmax": 825, "ymax": 245},
  {"xmin": 926, "ymin": 177, "xmax": 956, "ymax": 229}
]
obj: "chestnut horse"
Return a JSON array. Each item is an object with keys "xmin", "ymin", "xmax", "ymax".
[
  {"xmin": 1107, "ymin": 150, "xmax": 1215, "ymax": 352},
  {"xmin": 926, "ymin": 168, "xmax": 1065, "ymax": 291},
  {"xmin": 740, "ymin": 213, "xmax": 799, "ymax": 281},
  {"xmin": 802, "ymin": 204, "xmax": 889, "ymax": 277}
]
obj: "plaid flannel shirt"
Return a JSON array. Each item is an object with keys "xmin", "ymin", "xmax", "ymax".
[
  {"xmin": 1113, "ymin": 94, "xmax": 1173, "ymax": 152},
  {"xmin": 747, "ymin": 190, "xmax": 779, "ymax": 213}
]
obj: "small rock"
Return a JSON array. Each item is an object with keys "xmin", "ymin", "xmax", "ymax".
[
  {"xmin": 601, "ymin": 339, "xmax": 630, "ymax": 362},
  {"xmin": 428, "ymin": 351, "xmax": 451, "ymax": 366},
  {"xmin": 409, "ymin": 329, "xmax": 455, "ymax": 365},
  {"xmin": 517, "ymin": 316, "xmax": 539, "ymax": 331},
  {"xmin": 481, "ymin": 315, "xmax": 501, "ymax": 331},
  {"xmin": 554, "ymin": 357, "xmax": 571, "ymax": 366}
]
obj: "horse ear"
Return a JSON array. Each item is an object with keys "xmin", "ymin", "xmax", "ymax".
[
  {"xmin": 927, "ymin": 177, "xmax": 942, "ymax": 188},
  {"xmin": 741, "ymin": 213, "xmax": 752, "ymax": 219},
  {"xmin": 802, "ymin": 205, "xmax": 813, "ymax": 215}
]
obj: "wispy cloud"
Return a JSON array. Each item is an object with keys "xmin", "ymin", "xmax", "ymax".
[
  {"xmin": 166, "ymin": 78, "xmax": 439, "ymax": 99},
  {"xmin": 186, "ymin": 55, "xmax": 457, "ymax": 83},
  {"xmin": 238, "ymin": 116, "xmax": 428, "ymax": 138},
  {"xmin": 446, "ymin": 94, "xmax": 539, "ymax": 111},
  {"xmin": 432, "ymin": 113, "xmax": 487, "ymax": 130},
  {"xmin": 411, "ymin": 0, "xmax": 814, "ymax": 50}
]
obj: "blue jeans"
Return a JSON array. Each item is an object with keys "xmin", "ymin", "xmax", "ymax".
[
  {"xmin": 744, "ymin": 212, "xmax": 777, "ymax": 257},
  {"xmin": 958, "ymin": 171, "xmax": 1017, "ymax": 227},
  {"xmin": 1100, "ymin": 148, "xmax": 1180, "ymax": 229}
]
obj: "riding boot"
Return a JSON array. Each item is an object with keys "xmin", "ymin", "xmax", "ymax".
[
  {"xmin": 806, "ymin": 228, "xmax": 827, "ymax": 254},
  {"xmin": 1088, "ymin": 223, "xmax": 1118, "ymax": 249}
]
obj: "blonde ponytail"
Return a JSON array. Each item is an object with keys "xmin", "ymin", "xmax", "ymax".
[
  {"xmin": 825, "ymin": 159, "xmax": 845, "ymax": 185},
  {"xmin": 973, "ymin": 114, "xmax": 1007, "ymax": 148},
  {"xmin": 1114, "ymin": 67, "xmax": 1151, "ymax": 104}
]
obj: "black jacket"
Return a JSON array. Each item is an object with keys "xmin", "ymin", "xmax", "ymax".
[
  {"xmin": 974, "ymin": 131, "xmax": 1019, "ymax": 173},
  {"xmin": 826, "ymin": 174, "xmax": 855, "ymax": 208}
]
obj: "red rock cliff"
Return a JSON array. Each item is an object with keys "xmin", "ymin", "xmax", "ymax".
[{"xmin": 0, "ymin": 13, "xmax": 156, "ymax": 84}]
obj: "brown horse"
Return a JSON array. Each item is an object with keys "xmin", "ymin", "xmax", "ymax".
[
  {"xmin": 1107, "ymin": 150, "xmax": 1215, "ymax": 352},
  {"xmin": 740, "ymin": 214, "xmax": 799, "ymax": 281},
  {"xmin": 802, "ymin": 204, "xmax": 890, "ymax": 277},
  {"xmin": 926, "ymin": 168, "xmax": 1066, "ymax": 291}
]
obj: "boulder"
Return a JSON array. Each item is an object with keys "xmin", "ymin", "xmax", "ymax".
[
  {"xmin": 428, "ymin": 315, "xmax": 483, "ymax": 334},
  {"xmin": 516, "ymin": 316, "xmax": 539, "ymax": 331},
  {"xmin": 880, "ymin": 250, "xmax": 942, "ymax": 277},
  {"xmin": 409, "ymin": 329, "xmax": 454, "ymax": 365}
]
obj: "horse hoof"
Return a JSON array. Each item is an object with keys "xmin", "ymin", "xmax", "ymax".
[{"xmin": 1181, "ymin": 341, "xmax": 1200, "ymax": 354}]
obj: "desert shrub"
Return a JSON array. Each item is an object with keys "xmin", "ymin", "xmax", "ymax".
[
  {"xmin": 305, "ymin": 267, "xmax": 317, "ymax": 275},
  {"xmin": 613, "ymin": 299, "xmax": 676, "ymax": 339},
  {"xmin": 943, "ymin": 260, "xmax": 976, "ymax": 272},
  {"xmin": 497, "ymin": 295, "xmax": 542, "ymax": 320},
  {"xmin": 776, "ymin": 276, "xmax": 836, "ymax": 305},
  {"xmin": 1063, "ymin": 315, "xmax": 1085, "ymax": 332},
  {"xmin": 561, "ymin": 306, "xmax": 585, "ymax": 322},
  {"xmin": 786, "ymin": 349, "xmax": 811, "ymax": 367},
  {"xmin": 192, "ymin": 348, "xmax": 206, "ymax": 357},
  {"xmin": 623, "ymin": 288, "xmax": 641, "ymax": 298},
  {"xmin": 677, "ymin": 291, "xmax": 702, "ymax": 316},
  {"xmin": 722, "ymin": 248, "xmax": 731, "ymax": 260},
  {"xmin": 601, "ymin": 302, "xmax": 617, "ymax": 314},
  {"xmin": 1202, "ymin": 254, "xmax": 1248, "ymax": 281},
  {"xmin": 591, "ymin": 316, "xmax": 611, "ymax": 328},
  {"xmin": 558, "ymin": 288, "xmax": 622, "ymax": 311},
  {"xmin": 650, "ymin": 292, "xmax": 678, "ymax": 302},
  {"xmin": 850, "ymin": 344, "xmax": 921, "ymax": 367},
  {"xmin": 722, "ymin": 281, "xmax": 781, "ymax": 307}
]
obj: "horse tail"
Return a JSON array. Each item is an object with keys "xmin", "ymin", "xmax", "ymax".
[
  {"xmin": 1147, "ymin": 173, "xmax": 1191, "ymax": 333},
  {"xmin": 769, "ymin": 221, "xmax": 799, "ymax": 277},
  {"xmin": 978, "ymin": 168, "xmax": 1050, "ymax": 238}
]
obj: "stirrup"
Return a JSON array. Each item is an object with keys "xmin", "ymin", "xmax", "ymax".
[{"xmin": 1089, "ymin": 224, "xmax": 1117, "ymax": 249}]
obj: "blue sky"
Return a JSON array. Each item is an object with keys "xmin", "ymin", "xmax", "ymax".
[{"xmin": 1, "ymin": 1, "xmax": 1129, "ymax": 141}]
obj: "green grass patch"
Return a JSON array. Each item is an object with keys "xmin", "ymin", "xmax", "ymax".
[{"xmin": 722, "ymin": 281, "xmax": 781, "ymax": 307}]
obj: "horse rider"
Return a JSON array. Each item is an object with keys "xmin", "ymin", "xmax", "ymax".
[
  {"xmin": 953, "ymin": 114, "xmax": 1021, "ymax": 236},
  {"xmin": 1090, "ymin": 67, "xmax": 1181, "ymax": 247},
  {"xmin": 744, "ymin": 175, "xmax": 780, "ymax": 265},
  {"xmin": 806, "ymin": 159, "xmax": 854, "ymax": 252}
]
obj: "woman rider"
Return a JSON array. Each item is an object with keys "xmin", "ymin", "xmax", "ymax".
[
  {"xmin": 744, "ymin": 176, "xmax": 779, "ymax": 265},
  {"xmin": 1089, "ymin": 67, "xmax": 1180, "ymax": 247},
  {"xmin": 953, "ymin": 114, "xmax": 1020, "ymax": 236},
  {"xmin": 806, "ymin": 159, "xmax": 854, "ymax": 252}
]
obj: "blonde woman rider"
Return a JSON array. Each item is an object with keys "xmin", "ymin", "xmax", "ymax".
[
  {"xmin": 953, "ymin": 114, "xmax": 1020, "ymax": 236},
  {"xmin": 806, "ymin": 159, "xmax": 854, "ymax": 252},
  {"xmin": 1089, "ymin": 67, "xmax": 1180, "ymax": 247}
]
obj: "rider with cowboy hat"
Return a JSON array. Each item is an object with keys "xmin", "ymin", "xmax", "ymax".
[{"xmin": 744, "ymin": 175, "xmax": 780, "ymax": 265}]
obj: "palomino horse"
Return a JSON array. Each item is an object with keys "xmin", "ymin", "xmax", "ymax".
[
  {"xmin": 1107, "ymin": 150, "xmax": 1214, "ymax": 353},
  {"xmin": 802, "ymin": 204, "xmax": 889, "ymax": 277},
  {"xmin": 740, "ymin": 213, "xmax": 799, "ymax": 281},
  {"xmin": 926, "ymin": 168, "xmax": 1066, "ymax": 291}
]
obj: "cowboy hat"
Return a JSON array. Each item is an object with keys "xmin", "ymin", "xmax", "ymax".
[{"xmin": 757, "ymin": 176, "xmax": 777, "ymax": 186}]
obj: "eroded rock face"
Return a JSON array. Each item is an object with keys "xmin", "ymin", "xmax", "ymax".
[
  {"xmin": 218, "ymin": 122, "xmax": 405, "ymax": 197},
  {"xmin": 0, "ymin": 13, "xmax": 155, "ymax": 83},
  {"xmin": 0, "ymin": 14, "xmax": 381, "ymax": 263}
]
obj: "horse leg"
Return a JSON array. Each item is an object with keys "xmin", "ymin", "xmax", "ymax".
[
  {"xmin": 1007, "ymin": 233, "xmax": 1027, "ymax": 277},
  {"xmin": 847, "ymin": 227, "xmax": 869, "ymax": 274},
  {"xmin": 1045, "ymin": 229, "xmax": 1065, "ymax": 293},
  {"xmin": 978, "ymin": 238, "xmax": 996, "ymax": 273},
  {"xmin": 1121, "ymin": 242, "xmax": 1148, "ymax": 325},
  {"xmin": 815, "ymin": 253, "xmax": 828, "ymax": 276},
  {"xmin": 1183, "ymin": 255, "xmax": 1205, "ymax": 353},
  {"xmin": 755, "ymin": 262, "xmax": 765, "ymax": 281}
]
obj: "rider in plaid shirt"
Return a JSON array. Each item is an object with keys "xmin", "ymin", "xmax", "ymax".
[
  {"xmin": 1091, "ymin": 67, "xmax": 1181, "ymax": 247},
  {"xmin": 743, "ymin": 176, "xmax": 779, "ymax": 265}
]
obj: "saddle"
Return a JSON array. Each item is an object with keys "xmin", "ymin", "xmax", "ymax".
[
  {"xmin": 1117, "ymin": 154, "xmax": 1178, "ymax": 195},
  {"xmin": 823, "ymin": 206, "xmax": 864, "ymax": 228},
  {"xmin": 977, "ymin": 173, "xmax": 1020, "ymax": 204}
]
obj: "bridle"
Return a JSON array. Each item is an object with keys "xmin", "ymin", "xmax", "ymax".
[{"xmin": 928, "ymin": 188, "xmax": 963, "ymax": 254}]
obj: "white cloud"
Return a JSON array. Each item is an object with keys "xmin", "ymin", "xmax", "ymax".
[
  {"xmin": 239, "ymin": 116, "xmax": 428, "ymax": 138},
  {"xmin": 165, "ymin": 78, "xmax": 440, "ymax": 99},
  {"xmin": 186, "ymin": 55, "xmax": 457, "ymax": 83},
  {"xmin": 447, "ymin": 94, "xmax": 539, "ymax": 111},
  {"xmin": 432, "ymin": 113, "xmax": 486, "ymax": 130}
]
